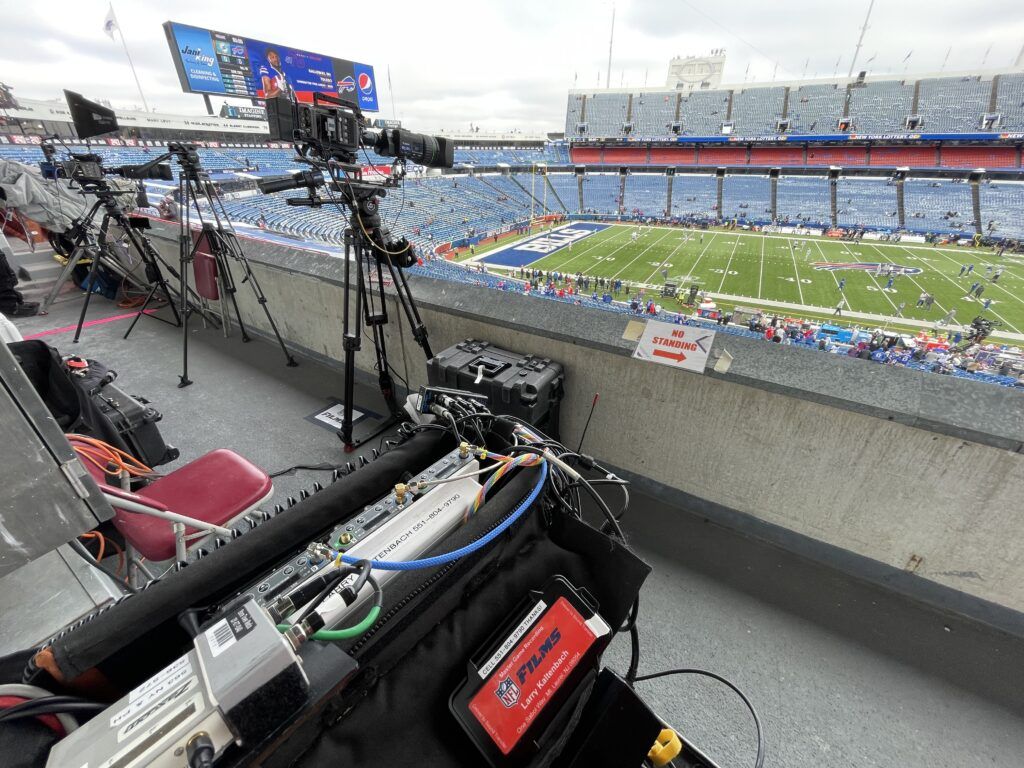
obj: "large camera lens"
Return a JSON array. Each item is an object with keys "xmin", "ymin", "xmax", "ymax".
[{"xmin": 374, "ymin": 129, "xmax": 454, "ymax": 169}]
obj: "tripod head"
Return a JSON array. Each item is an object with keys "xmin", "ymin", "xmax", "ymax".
[{"xmin": 258, "ymin": 161, "xmax": 416, "ymax": 269}]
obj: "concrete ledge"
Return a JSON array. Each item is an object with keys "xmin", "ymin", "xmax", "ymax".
[{"xmin": 138, "ymin": 221, "xmax": 1024, "ymax": 618}]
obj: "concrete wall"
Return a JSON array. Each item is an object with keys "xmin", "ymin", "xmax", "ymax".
[{"xmin": 143, "ymin": 222, "xmax": 1024, "ymax": 626}]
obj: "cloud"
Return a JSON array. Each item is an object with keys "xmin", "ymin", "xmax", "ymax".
[{"xmin": 1, "ymin": 0, "xmax": 1022, "ymax": 131}]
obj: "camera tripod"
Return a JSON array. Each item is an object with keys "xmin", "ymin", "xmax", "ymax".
[
  {"xmin": 292, "ymin": 171, "xmax": 432, "ymax": 450},
  {"xmin": 42, "ymin": 182, "xmax": 213, "ymax": 344},
  {"xmin": 135, "ymin": 144, "xmax": 297, "ymax": 387}
]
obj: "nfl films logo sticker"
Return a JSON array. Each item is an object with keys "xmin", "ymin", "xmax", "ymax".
[{"xmin": 496, "ymin": 677, "xmax": 520, "ymax": 708}]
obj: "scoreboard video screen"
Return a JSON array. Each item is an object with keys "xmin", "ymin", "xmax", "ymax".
[{"xmin": 163, "ymin": 21, "xmax": 378, "ymax": 111}]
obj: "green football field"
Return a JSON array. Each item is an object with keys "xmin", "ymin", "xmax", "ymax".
[{"xmin": 479, "ymin": 224, "xmax": 1024, "ymax": 340}]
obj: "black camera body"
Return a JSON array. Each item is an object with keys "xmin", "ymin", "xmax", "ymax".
[
  {"xmin": 58, "ymin": 152, "xmax": 173, "ymax": 190},
  {"xmin": 265, "ymin": 94, "xmax": 453, "ymax": 169}
]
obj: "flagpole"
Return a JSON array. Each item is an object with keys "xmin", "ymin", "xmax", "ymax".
[
  {"xmin": 110, "ymin": 4, "xmax": 149, "ymax": 111},
  {"xmin": 387, "ymin": 65, "xmax": 397, "ymax": 121}
]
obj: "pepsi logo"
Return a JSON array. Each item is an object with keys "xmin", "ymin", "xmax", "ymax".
[
  {"xmin": 358, "ymin": 72, "xmax": 373, "ymax": 95},
  {"xmin": 337, "ymin": 75, "xmax": 355, "ymax": 93}
]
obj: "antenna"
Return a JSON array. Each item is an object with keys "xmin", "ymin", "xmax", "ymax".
[
  {"xmin": 605, "ymin": 4, "xmax": 616, "ymax": 89},
  {"xmin": 847, "ymin": 0, "xmax": 875, "ymax": 78}
]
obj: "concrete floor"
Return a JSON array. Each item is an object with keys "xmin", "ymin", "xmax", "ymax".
[{"xmin": 9, "ymin": 294, "xmax": 1024, "ymax": 768}]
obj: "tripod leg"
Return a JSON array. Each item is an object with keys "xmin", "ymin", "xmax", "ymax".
[
  {"xmin": 72, "ymin": 249, "xmax": 104, "ymax": 344},
  {"xmin": 228, "ymin": 238, "xmax": 297, "ymax": 366},
  {"xmin": 216, "ymin": 252, "xmax": 250, "ymax": 343},
  {"xmin": 340, "ymin": 235, "xmax": 361, "ymax": 452},
  {"xmin": 122, "ymin": 284, "xmax": 160, "ymax": 339},
  {"xmin": 178, "ymin": 233, "xmax": 195, "ymax": 388},
  {"xmin": 41, "ymin": 243, "xmax": 87, "ymax": 314}
]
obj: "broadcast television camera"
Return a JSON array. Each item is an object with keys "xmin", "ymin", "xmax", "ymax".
[{"xmin": 264, "ymin": 93, "xmax": 454, "ymax": 168}]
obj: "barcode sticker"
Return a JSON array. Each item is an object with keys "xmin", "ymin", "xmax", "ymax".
[{"xmin": 206, "ymin": 618, "xmax": 236, "ymax": 657}]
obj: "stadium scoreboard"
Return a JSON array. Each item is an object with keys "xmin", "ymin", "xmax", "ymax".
[{"xmin": 163, "ymin": 21, "xmax": 378, "ymax": 111}]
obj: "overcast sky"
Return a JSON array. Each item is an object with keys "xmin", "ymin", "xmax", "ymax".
[{"xmin": 1, "ymin": 0, "xmax": 1022, "ymax": 133}]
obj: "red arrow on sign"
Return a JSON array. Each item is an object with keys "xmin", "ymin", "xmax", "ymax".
[{"xmin": 653, "ymin": 349, "xmax": 687, "ymax": 363}]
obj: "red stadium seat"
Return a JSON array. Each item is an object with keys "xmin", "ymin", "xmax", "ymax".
[
  {"xmin": 697, "ymin": 147, "xmax": 746, "ymax": 165},
  {"xmin": 649, "ymin": 147, "xmax": 697, "ymax": 164},
  {"xmin": 749, "ymin": 147, "xmax": 804, "ymax": 166},
  {"xmin": 805, "ymin": 147, "xmax": 867, "ymax": 166},
  {"xmin": 939, "ymin": 146, "xmax": 1017, "ymax": 168},
  {"xmin": 869, "ymin": 146, "xmax": 938, "ymax": 167}
]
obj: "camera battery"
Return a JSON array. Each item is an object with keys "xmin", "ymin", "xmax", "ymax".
[{"xmin": 450, "ymin": 576, "xmax": 611, "ymax": 767}]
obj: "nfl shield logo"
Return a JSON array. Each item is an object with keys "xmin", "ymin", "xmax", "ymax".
[{"xmin": 496, "ymin": 677, "xmax": 520, "ymax": 708}]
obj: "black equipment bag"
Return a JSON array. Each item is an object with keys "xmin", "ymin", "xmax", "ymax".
[
  {"xmin": 428, "ymin": 339, "xmax": 565, "ymax": 439},
  {"xmin": 6, "ymin": 340, "xmax": 178, "ymax": 468},
  {"xmin": 268, "ymin": 465, "xmax": 651, "ymax": 768}
]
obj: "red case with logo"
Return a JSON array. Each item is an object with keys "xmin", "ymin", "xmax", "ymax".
[{"xmin": 449, "ymin": 576, "xmax": 611, "ymax": 767}]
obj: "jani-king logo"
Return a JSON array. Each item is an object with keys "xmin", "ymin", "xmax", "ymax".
[
  {"xmin": 495, "ymin": 677, "xmax": 520, "ymax": 708},
  {"xmin": 181, "ymin": 45, "xmax": 215, "ymax": 67}
]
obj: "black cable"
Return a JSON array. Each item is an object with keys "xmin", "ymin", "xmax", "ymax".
[
  {"xmin": 269, "ymin": 462, "xmax": 346, "ymax": 478},
  {"xmin": 0, "ymin": 697, "xmax": 105, "ymax": 725},
  {"xmin": 632, "ymin": 668, "xmax": 765, "ymax": 768}
]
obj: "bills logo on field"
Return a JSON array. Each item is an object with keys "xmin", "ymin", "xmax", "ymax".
[
  {"xmin": 358, "ymin": 72, "xmax": 374, "ymax": 95},
  {"xmin": 812, "ymin": 262, "xmax": 922, "ymax": 275},
  {"xmin": 495, "ymin": 677, "xmax": 519, "ymax": 708},
  {"xmin": 337, "ymin": 75, "xmax": 356, "ymax": 93}
]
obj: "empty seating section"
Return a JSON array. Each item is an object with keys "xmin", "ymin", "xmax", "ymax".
[
  {"xmin": 573, "ymin": 148, "xmax": 602, "ymax": 164},
  {"xmin": 994, "ymin": 73, "xmax": 1024, "ymax": 130},
  {"xmin": 979, "ymin": 181, "xmax": 1024, "ymax": 238},
  {"xmin": 679, "ymin": 90, "xmax": 730, "ymax": 135},
  {"xmin": 903, "ymin": 178, "xmax": 973, "ymax": 233},
  {"xmin": 453, "ymin": 146, "xmax": 568, "ymax": 166},
  {"xmin": 649, "ymin": 147, "xmax": 697, "ymax": 164},
  {"xmin": 805, "ymin": 146, "xmax": 867, "ymax": 166},
  {"xmin": 581, "ymin": 174, "xmax": 622, "ymax": 213},
  {"xmin": 581, "ymin": 93, "xmax": 630, "ymax": 137},
  {"xmin": 939, "ymin": 146, "xmax": 1017, "ymax": 168},
  {"xmin": 565, "ymin": 94, "xmax": 586, "ymax": 135},
  {"xmin": 721, "ymin": 175, "xmax": 770, "ymax": 221},
  {"xmin": 545, "ymin": 174, "xmax": 579, "ymax": 212},
  {"xmin": 869, "ymin": 146, "xmax": 937, "ymax": 167},
  {"xmin": 749, "ymin": 147, "xmax": 804, "ymax": 166},
  {"xmin": 730, "ymin": 87, "xmax": 785, "ymax": 134},
  {"xmin": 848, "ymin": 81, "xmax": 914, "ymax": 133},
  {"xmin": 631, "ymin": 92, "xmax": 678, "ymax": 135},
  {"xmin": 603, "ymin": 148, "xmax": 647, "ymax": 163},
  {"xmin": 670, "ymin": 174, "xmax": 718, "ymax": 218},
  {"xmin": 787, "ymin": 85, "xmax": 845, "ymax": 133},
  {"xmin": 622, "ymin": 174, "xmax": 667, "ymax": 217},
  {"xmin": 776, "ymin": 176, "xmax": 831, "ymax": 227},
  {"xmin": 836, "ymin": 178, "xmax": 898, "ymax": 228},
  {"xmin": 697, "ymin": 147, "xmax": 746, "ymax": 165},
  {"xmin": 916, "ymin": 77, "xmax": 990, "ymax": 132}
]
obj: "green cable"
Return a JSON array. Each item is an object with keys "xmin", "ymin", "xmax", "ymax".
[{"xmin": 277, "ymin": 605, "xmax": 381, "ymax": 641}]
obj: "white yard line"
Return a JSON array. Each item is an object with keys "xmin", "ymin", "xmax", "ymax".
[
  {"xmin": 758, "ymin": 234, "xmax": 765, "ymax": 298},
  {"xmin": 535, "ymin": 225, "xmax": 631, "ymax": 272},
  {"xmin": 837, "ymin": 240, "xmax": 898, "ymax": 312},
  {"xmin": 788, "ymin": 240, "xmax": 806, "ymax": 305},
  {"xmin": 718, "ymin": 235, "xmax": 742, "ymax": 293},
  {"xmin": 609, "ymin": 228, "xmax": 677, "ymax": 280},
  {"xmin": 682, "ymin": 232, "xmax": 721, "ymax": 282},
  {"xmin": 810, "ymin": 240, "xmax": 844, "ymax": 292},
  {"xmin": 643, "ymin": 232, "xmax": 690, "ymax": 283},
  {"xmin": 914, "ymin": 244, "xmax": 1024, "ymax": 312},
  {"xmin": 896, "ymin": 245, "xmax": 1022, "ymax": 333},
  {"xmin": 862, "ymin": 242, "xmax": 947, "ymax": 314}
]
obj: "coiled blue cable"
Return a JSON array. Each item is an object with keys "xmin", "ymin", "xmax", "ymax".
[{"xmin": 327, "ymin": 460, "xmax": 548, "ymax": 571}]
